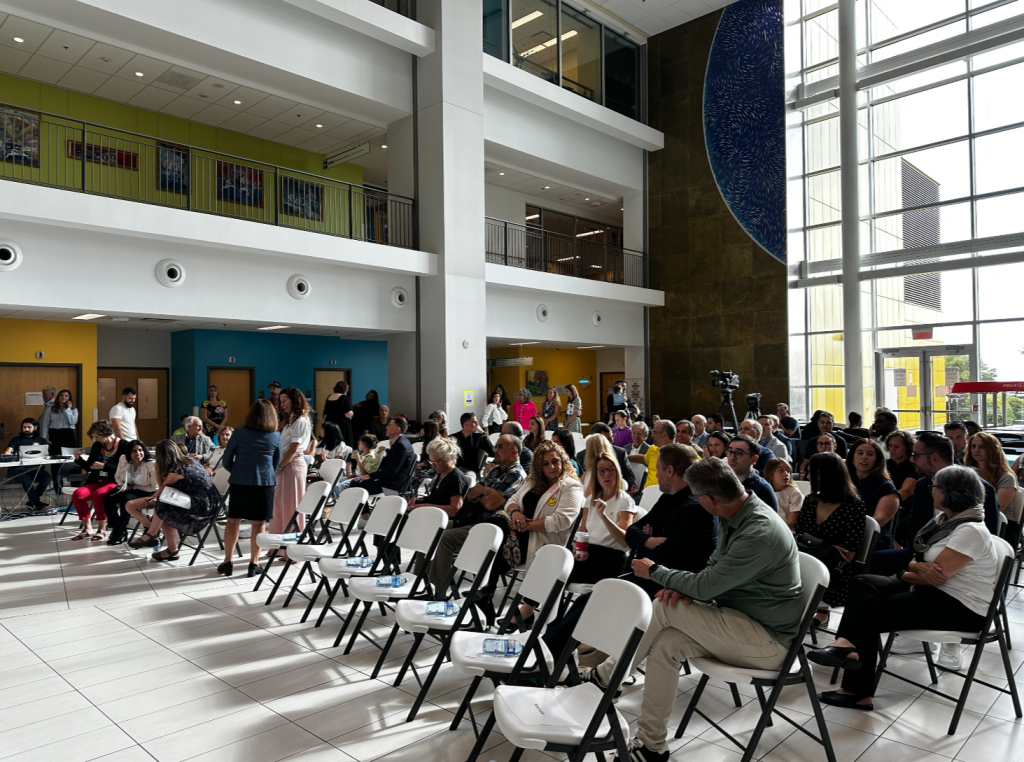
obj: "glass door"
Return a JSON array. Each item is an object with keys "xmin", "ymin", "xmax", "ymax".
[
  {"xmin": 879, "ymin": 352, "xmax": 923, "ymax": 432},
  {"xmin": 876, "ymin": 345, "xmax": 975, "ymax": 432}
]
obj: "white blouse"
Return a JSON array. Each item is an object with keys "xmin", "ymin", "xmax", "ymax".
[
  {"xmin": 482, "ymin": 403, "xmax": 508, "ymax": 428},
  {"xmin": 281, "ymin": 414, "xmax": 312, "ymax": 452},
  {"xmin": 584, "ymin": 490, "xmax": 637, "ymax": 549}
]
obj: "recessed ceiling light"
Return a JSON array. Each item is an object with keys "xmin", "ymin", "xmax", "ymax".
[
  {"xmin": 499, "ymin": 172, "xmax": 505, "ymax": 176},
  {"xmin": 543, "ymin": 186, "xmax": 550, "ymax": 189},
  {"xmin": 12, "ymin": 37, "xmax": 24, "ymax": 43},
  {"xmin": 509, "ymin": 341, "xmax": 541, "ymax": 346},
  {"xmin": 584, "ymin": 198, "xmax": 590, "ymax": 201},
  {"xmin": 258, "ymin": 325, "xmax": 289, "ymax": 331},
  {"xmin": 315, "ymin": 123, "xmax": 323, "ymax": 128},
  {"xmin": 577, "ymin": 345, "xmax": 605, "ymax": 349},
  {"xmin": 135, "ymin": 71, "xmax": 144, "ymax": 77},
  {"xmin": 233, "ymin": 99, "xmax": 242, "ymax": 104},
  {"xmin": 381, "ymin": 144, "xmax": 387, "ymax": 148},
  {"xmin": 198, "ymin": 93, "xmax": 208, "ymax": 98},
  {"xmin": 73, "ymin": 313, "xmax": 105, "ymax": 320}
]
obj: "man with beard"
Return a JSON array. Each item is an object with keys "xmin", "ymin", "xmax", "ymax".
[{"xmin": 109, "ymin": 387, "xmax": 138, "ymax": 441}]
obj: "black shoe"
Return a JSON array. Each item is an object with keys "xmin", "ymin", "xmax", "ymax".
[
  {"xmin": 614, "ymin": 738, "xmax": 669, "ymax": 762},
  {"xmin": 578, "ymin": 666, "xmax": 622, "ymax": 702},
  {"xmin": 247, "ymin": 563, "xmax": 262, "ymax": 578},
  {"xmin": 106, "ymin": 533, "xmax": 124, "ymax": 546},
  {"xmin": 217, "ymin": 561, "xmax": 233, "ymax": 576}
]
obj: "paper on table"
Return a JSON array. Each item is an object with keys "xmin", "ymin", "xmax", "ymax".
[{"xmin": 502, "ymin": 688, "xmax": 579, "ymax": 727}]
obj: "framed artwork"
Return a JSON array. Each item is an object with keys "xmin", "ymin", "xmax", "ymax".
[
  {"xmin": 279, "ymin": 176, "xmax": 323, "ymax": 220},
  {"xmin": 216, "ymin": 160, "xmax": 264, "ymax": 207},
  {"xmin": 66, "ymin": 140, "xmax": 139, "ymax": 170},
  {"xmin": 158, "ymin": 142, "xmax": 190, "ymax": 194},
  {"xmin": 0, "ymin": 105, "xmax": 40, "ymax": 167},
  {"xmin": 525, "ymin": 370, "xmax": 549, "ymax": 398}
]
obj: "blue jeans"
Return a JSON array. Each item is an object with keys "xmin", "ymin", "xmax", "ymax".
[
  {"xmin": 12, "ymin": 466, "xmax": 51, "ymax": 504},
  {"xmin": 333, "ymin": 477, "xmax": 359, "ymax": 502}
]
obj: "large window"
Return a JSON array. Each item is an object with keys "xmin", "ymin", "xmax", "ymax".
[
  {"xmin": 485, "ymin": 0, "xmax": 644, "ymax": 121},
  {"xmin": 787, "ymin": 0, "xmax": 1024, "ymax": 424}
]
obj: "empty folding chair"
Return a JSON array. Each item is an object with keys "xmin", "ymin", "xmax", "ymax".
[
  {"xmin": 385, "ymin": 523, "xmax": 503, "ymax": 721},
  {"xmin": 637, "ymin": 487, "xmax": 661, "ymax": 512},
  {"xmin": 673, "ymin": 554, "xmax": 836, "ymax": 762},
  {"xmin": 333, "ymin": 505, "xmax": 448, "ymax": 651},
  {"xmin": 474, "ymin": 578, "xmax": 652, "ymax": 762},
  {"xmin": 252, "ymin": 481, "xmax": 331, "ymax": 598},
  {"xmin": 306, "ymin": 495, "xmax": 407, "ymax": 627},
  {"xmin": 192, "ymin": 467, "xmax": 239, "ymax": 562},
  {"xmin": 873, "ymin": 536, "xmax": 1022, "ymax": 734},
  {"xmin": 450, "ymin": 545, "xmax": 573, "ymax": 755}
]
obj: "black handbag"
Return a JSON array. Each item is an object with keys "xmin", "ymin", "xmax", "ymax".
[{"xmin": 796, "ymin": 532, "xmax": 843, "ymax": 570}]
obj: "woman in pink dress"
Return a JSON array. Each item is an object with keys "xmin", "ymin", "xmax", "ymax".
[
  {"xmin": 268, "ymin": 387, "xmax": 311, "ymax": 561},
  {"xmin": 513, "ymin": 388, "xmax": 538, "ymax": 430}
]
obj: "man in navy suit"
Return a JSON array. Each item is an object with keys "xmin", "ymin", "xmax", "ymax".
[{"xmin": 352, "ymin": 416, "xmax": 415, "ymax": 496}]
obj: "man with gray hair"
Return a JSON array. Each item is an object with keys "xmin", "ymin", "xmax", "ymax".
[
  {"xmin": 691, "ymin": 414, "xmax": 709, "ymax": 448},
  {"xmin": 584, "ymin": 457, "xmax": 803, "ymax": 762},
  {"xmin": 171, "ymin": 416, "xmax": 214, "ymax": 463},
  {"xmin": 674, "ymin": 420, "xmax": 702, "ymax": 459},
  {"xmin": 501, "ymin": 420, "xmax": 533, "ymax": 470}
]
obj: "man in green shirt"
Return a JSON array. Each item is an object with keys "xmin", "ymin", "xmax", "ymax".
[{"xmin": 589, "ymin": 457, "xmax": 803, "ymax": 762}]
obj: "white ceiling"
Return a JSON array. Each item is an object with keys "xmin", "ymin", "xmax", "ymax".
[
  {"xmin": 591, "ymin": 0, "xmax": 736, "ymax": 37},
  {"xmin": 0, "ymin": 13, "xmax": 384, "ymax": 157},
  {"xmin": 485, "ymin": 161, "xmax": 623, "ymax": 219}
]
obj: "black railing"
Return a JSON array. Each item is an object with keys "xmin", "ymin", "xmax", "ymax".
[
  {"xmin": 485, "ymin": 217, "xmax": 643, "ymax": 286},
  {"xmin": 0, "ymin": 108, "xmax": 414, "ymax": 249}
]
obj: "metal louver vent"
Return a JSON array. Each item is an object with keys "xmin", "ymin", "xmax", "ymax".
[
  {"xmin": 901, "ymin": 159, "xmax": 942, "ymax": 312},
  {"xmin": 154, "ymin": 71, "xmax": 203, "ymax": 90}
]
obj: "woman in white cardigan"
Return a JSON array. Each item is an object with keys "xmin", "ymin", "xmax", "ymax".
[
  {"xmin": 571, "ymin": 451, "xmax": 638, "ymax": 584},
  {"xmin": 481, "ymin": 390, "xmax": 509, "ymax": 435},
  {"xmin": 505, "ymin": 439, "xmax": 584, "ymax": 625},
  {"xmin": 104, "ymin": 439, "xmax": 159, "ymax": 545}
]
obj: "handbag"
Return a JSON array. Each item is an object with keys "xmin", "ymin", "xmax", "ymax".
[
  {"xmin": 796, "ymin": 532, "xmax": 842, "ymax": 569},
  {"xmin": 160, "ymin": 485, "xmax": 192, "ymax": 510}
]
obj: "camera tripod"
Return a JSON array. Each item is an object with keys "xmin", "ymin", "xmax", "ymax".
[{"xmin": 718, "ymin": 390, "xmax": 740, "ymax": 434}]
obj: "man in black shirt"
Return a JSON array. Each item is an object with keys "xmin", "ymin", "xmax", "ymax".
[
  {"xmin": 502, "ymin": 421, "xmax": 533, "ymax": 470},
  {"xmin": 776, "ymin": 402, "xmax": 800, "ymax": 438},
  {"xmin": 3, "ymin": 418, "xmax": 51, "ymax": 510},
  {"xmin": 453, "ymin": 412, "xmax": 495, "ymax": 476}
]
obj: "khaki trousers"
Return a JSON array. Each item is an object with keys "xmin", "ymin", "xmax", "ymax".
[
  {"xmin": 423, "ymin": 524, "xmax": 471, "ymax": 592},
  {"xmin": 597, "ymin": 599, "xmax": 789, "ymax": 752}
]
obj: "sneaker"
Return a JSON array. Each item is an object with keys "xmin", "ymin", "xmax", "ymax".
[
  {"xmin": 614, "ymin": 737, "xmax": 669, "ymax": 762},
  {"xmin": 237, "ymin": 528, "xmax": 252, "ymax": 539},
  {"xmin": 889, "ymin": 634, "xmax": 936, "ymax": 656},
  {"xmin": 938, "ymin": 642, "xmax": 962, "ymax": 670},
  {"xmin": 578, "ymin": 665, "xmax": 622, "ymax": 702}
]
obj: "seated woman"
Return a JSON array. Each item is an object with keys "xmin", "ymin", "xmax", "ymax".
[
  {"xmin": 611, "ymin": 410, "xmax": 632, "ymax": 449},
  {"xmin": 104, "ymin": 440, "xmax": 158, "ymax": 545},
  {"xmin": 570, "ymin": 452, "xmax": 637, "ymax": 584},
  {"xmin": 809, "ymin": 466, "xmax": 1001, "ymax": 708},
  {"xmin": 794, "ymin": 452, "xmax": 866, "ymax": 628},
  {"xmin": 580, "ymin": 434, "xmax": 615, "ymax": 497},
  {"xmin": 847, "ymin": 438, "xmax": 899, "ymax": 549},
  {"xmin": 885, "ymin": 430, "xmax": 918, "ymax": 547},
  {"xmin": 553, "ymin": 429, "xmax": 581, "ymax": 476},
  {"xmin": 766, "ymin": 458, "xmax": 803, "ymax": 529},
  {"xmin": 315, "ymin": 421, "xmax": 351, "ymax": 466},
  {"xmin": 407, "ymin": 420, "xmax": 441, "ymax": 498},
  {"xmin": 71, "ymin": 420, "xmax": 133, "ymax": 541},
  {"xmin": 409, "ymin": 437, "xmax": 467, "ymax": 517},
  {"xmin": 966, "ymin": 432, "xmax": 1020, "ymax": 546},
  {"xmin": 429, "ymin": 409, "xmax": 450, "ymax": 438},
  {"xmin": 503, "ymin": 440, "xmax": 584, "ymax": 625},
  {"xmin": 522, "ymin": 415, "xmax": 546, "ymax": 453},
  {"xmin": 126, "ymin": 440, "xmax": 221, "ymax": 561},
  {"xmin": 703, "ymin": 431, "xmax": 731, "ymax": 460},
  {"xmin": 800, "ymin": 431, "xmax": 839, "ymax": 480}
]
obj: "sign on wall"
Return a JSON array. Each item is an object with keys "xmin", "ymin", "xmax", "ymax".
[{"xmin": 463, "ymin": 390, "xmax": 474, "ymax": 407}]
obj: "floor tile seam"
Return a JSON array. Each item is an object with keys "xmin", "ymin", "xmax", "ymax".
[
  {"xmin": 172, "ymin": 721, "xmax": 327, "ymax": 762},
  {"xmin": 0, "ymin": 720, "xmax": 140, "ymax": 762},
  {"xmin": 321, "ymin": 703, "xmax": 459, "ymax": 753}
]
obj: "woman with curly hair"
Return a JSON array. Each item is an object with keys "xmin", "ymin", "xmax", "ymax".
[{"xmin": 267, "ymin": 386, "xmax": 311, "ymax": 561}]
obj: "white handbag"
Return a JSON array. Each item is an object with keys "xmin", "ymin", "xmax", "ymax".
[{"xmin": 160, "ymin": 486, "xmax": 192, "ymax": 510}]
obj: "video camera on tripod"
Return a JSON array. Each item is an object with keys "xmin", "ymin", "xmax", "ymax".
[{"xmin": 710, "ymin": 370, "xmax": 741, "ymax": 433}]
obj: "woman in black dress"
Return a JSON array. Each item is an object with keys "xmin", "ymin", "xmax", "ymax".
[
  {"xmin": 322, "ymin": 380, "xmax": 354, "ymax": 447},
  {"xmin": 794, "ymin": 452, "xmax": 866, "ymax": 628},
  {"xmin": 352, "ymin": 389, "xmax": 381, "ymax": 436},
  {"xmin": 847, "ymin": 438, "xmax": 899, "ymax": 549},
  {"xmin": 885, "ymin": 430, "xmax": 918, "ymax": 547}
]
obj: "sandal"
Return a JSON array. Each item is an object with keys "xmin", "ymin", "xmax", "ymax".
[
  {"xmin": 819, "ymin": 690, "xmax": 873, "ymax": 710},
  {"xmin": 70, "ymin": 531, "xmax": 90, "ymax": 541},
  {"xmin": 129, "ymin": 532, "xmax": 160, "ymax": 549},
  {"xmin": 807, "ymin": 645, "xmax": 862, "ymax": 671},
  {"xmin": 152, "ymin": 549, "xmax": 180, "ymax": 562},
  {"xmin": 90, "ymin": 532, "xmax": 106, "ymax": 541}
]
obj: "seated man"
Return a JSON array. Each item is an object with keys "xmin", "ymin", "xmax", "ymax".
[
  {"xmin": 3, "ymin": 417, "xmax": 51, "ymax": 510},
  {"xmin": 426, "ymin": 434, "xmax": 526, "ymax": 599},
  {"xmin": 756, "ymin": 414, "xmax": 790, "ymax": 462},
  {"xmin": 585, "ymin": 457, "xmax": 803, "ymax": 762},
  {"xmin": 737, "ymin": 420, "xmax": 776, "ymax": 473},
  {"xmin": 502, "ymin": 420, "xmax": 533, "ymax": 470},
  {"xmin": 350, "ymin": 416, "xmax": 415, "ymax": 496},
  {"xmin": 453, "ymin": 412, "xmax": 495, "ymax": 476},
  {"xmin": 543, "ymin": 444, "xmax": 717, "ymax": 655},
  {"xmin": 171, "ymin": 416, "xmax": 214, "ymax": 464}
]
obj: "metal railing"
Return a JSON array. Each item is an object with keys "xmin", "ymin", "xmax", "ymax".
[
  {"xmin": 485, "ymin": 217, "xmax": 643, "ymax": 286},
  {"xmin": 0, "ymin": 108, "xmax": 414, "ymax": 249}
]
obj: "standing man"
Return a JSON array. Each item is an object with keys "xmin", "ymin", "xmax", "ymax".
[
  {"xmin": 109, "ymin": 387, "xmax": 138, "ymax": 442},
  {"xmin": 267, "ymin": 382, "xmax": 283, "ymax": 420},
  {"xmin": 370, "ymin": 405, "xmax": 390, "ymax": 442},
  {"xmin": 776, "ymin": 403, "xmax": 800, "ymax": 438},
  {"xmin": 40, "ymin": 386, "xmax": 56, "ymax": 425},
  {"xmin": 691, "ymin": 415, "xmax": 709, "ymax": 449}
]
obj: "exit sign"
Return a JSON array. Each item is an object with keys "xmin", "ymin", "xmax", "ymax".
[{"xmin": 912, "ymin": 328, "xmax": 933, "ymax": 340}]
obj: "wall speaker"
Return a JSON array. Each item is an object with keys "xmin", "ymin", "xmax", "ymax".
[
  {"xmin": 391, "ymin": 287, "xmax": 409, "ymax": 308},
  {"xmin": 0, "ymin": 241, "xmax": 23, "ymax": 272},
  {"xmin": 536, "ymin": 304, "xmax": 549, "ymax": 322},
  {"xmin": 155, "ymin": 259, "xmax": 186, "ymax": 288},
  {"xmin": 287, "ymin": 274, "xmax": 311, "ymax": 299},
  {"xmin": 592, "ymin": 310, "xmax": 603, "ymax": 327}
]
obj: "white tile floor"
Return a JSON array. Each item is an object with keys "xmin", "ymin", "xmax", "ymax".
[{"xmin": 1, "ymin": 513, "xmax": 1023, "ymax": 762}]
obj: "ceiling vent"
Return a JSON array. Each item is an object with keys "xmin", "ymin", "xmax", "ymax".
[{"xmin": 155, "ymin": 71, "xmax": 203, "ymax": 90}]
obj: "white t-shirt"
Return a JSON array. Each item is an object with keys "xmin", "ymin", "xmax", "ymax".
[
  {"xmin": 109, "ymin": 402, "xmax": 137, "ymax": 440},
  {"xmin": 775, "ymin": 486, "xmax": 805, "ymax": 520},
  {"xmin": 584, "ymin": 490, "xmax": 637, "ymax": 549},
  {"xmin": 923, "ymin": 522, "xmax": 1000, "ymax": 616},
  {"xmin": 281, "ymin": 414, "xmax": 312, "ymax": 452}
]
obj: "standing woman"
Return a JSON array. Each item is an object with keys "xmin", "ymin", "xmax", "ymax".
[
  {"xmin": 513, "ymin": 389, "xmax": 538, "ymax": 431},
  {"xmin": 482, "ymin": 391, "xmax": 508, "ymax": 435},
  {"xmin": 493, "ymin": 385, "xmax": 512, "ymax": 419},
  {"xmin": 606, "ymin": 381, "xmax": 627, "ymax": 424},
  {"xmin": 269, "ymin": 387, "xmax": 311, "ymax": 561},
  {"xmin": 541, "ymin": 386, "xmax": 561, "ymax": 433},
  {"xmin": 41, "ymin": 388, "xmax": 78, "ymax": 487},
  {"xmin": 201, "ymin": 385, "xmax": 228, "ymax": 443},
  {"xmin": 104, "ymin": 440, "xmax": 158, "ymax": 545},
  {"xmin": 322, "ymin": 380, "xmax": 355, "ymax": 447},
  {"xmin": 847, "ymin": 438, "xmax": 899, "ymax": 549},
  {"xmin": 352, "ymin": 389, "xmax": 381, "ymax": 436},
  {"xmin": 563, "ymin": 384, "xmax": 582, "ymax": 434},
  {"xmin": 965, "ymin": 431, "xmax": 1020, "ymax": 545},
  {"xmin": 219, "ymin": 400, "xmax": 281, "ymax": 577}
]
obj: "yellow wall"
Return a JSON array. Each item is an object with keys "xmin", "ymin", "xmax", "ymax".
[
  {"xmin": 487, "ymin": 347, "xmax": 599, "ymax": 425},
  {"xmin": 0, "ymin": 318, "xmax": 98, "ymax": 440}
]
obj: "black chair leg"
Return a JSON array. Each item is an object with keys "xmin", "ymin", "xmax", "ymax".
[
  {"xmin": 253, "ymin": 548, "xmax": 280, "ymax": 592},
  {"xmin": 283, "ymin": 562, "xmax": 312, "ymax": 608},
  {"xmin": 187, "ymin": 532, "xmax": 204, "ymax": 566},
  {"xmin": 949, "ymin": 639, "xmax": 985, "ymax": 734},
  {"xmin": 341, "ymin": 601, "xmax": 373, "ymax": 651},
  {"xmin": 301, "ymin": 578, "xmax": 327, "ymax": 623},
  {"xmin": 393, "ymin": 633, "xmax": 425, "ymax": 687},
  {"xmin": 730, "ymin": 683, "xmax": 743, "ymax": 708},
  {"xmin": 998, "ymin": 630, "xmax": 1023, "ymax": 718},
  {"xmin": 407, "ymin": 637, "xmax": 451, "ymax": 721},
  {"xmin": 754, "ymin": 685, "xmax": 773, "ymax": 727},
  {"xmin": 923, "ymin": 641, "xmax": 940, "ymax": 685},
  {"xmin": 450, "ymin": 675, "xmax": 483, "ymax": 730},
  {"xmin": 801, "ymin": 653, "xmax": 838, "ymax": 762},
  {"xmin": 371, "ymin": 623, "xmax": 402, "ymax": 679},
  {"xmin": 264, "ymin": 559, "xmax": 291, "ymax": 605},
  {"xmin": 675, "ymin": 673, "xmax": 710, "ymax": 738},
  {"xmin": 465, "ymin": 710, "xmax": 498, "ymax": 762},
  {"xmin": 315, "ymin": 580, "xmax": 342, "ymax": 627}
]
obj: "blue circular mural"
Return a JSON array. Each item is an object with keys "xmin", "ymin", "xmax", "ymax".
[{"xmin": 704, "ymin": 0, "xmax": 786, "ymax": 263}]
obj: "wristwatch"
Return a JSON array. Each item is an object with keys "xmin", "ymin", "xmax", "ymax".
[{"xmin": 648, "ymin": 563, "xmax": 660, "ymax": 576}]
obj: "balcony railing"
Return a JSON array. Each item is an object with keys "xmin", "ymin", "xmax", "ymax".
[
  {"xmin": 0, "ymin": 107, "xmax": 414, "ymax": 248},
  {"xmin": 485, "ymin": 217, "xmax": 643, "ymax": 287}
]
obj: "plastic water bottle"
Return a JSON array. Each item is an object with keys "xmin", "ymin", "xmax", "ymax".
[
  {"xmin": 375, "ymin": 575, "xmax": 408, "ymax": 588},
  {"xmin": 345, "ymin": 556, "xmax": 372, "ymax": 568},
  {"xmin": 482, "ymin": 638, "xmax": 522, "ymax": 657},
  {"xmin": 425, "ymin": 601, "xmax": 459, "ymax": 617},
  {"xmin": 280, "ymin": 532, "xmax": 301, "ymax": 543}
]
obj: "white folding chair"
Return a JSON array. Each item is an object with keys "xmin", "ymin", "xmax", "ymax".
[
  {"xmin": 874, "ymin": 536, "xmax": 1022, "ymax": 734},
  {"xmin": 334, "ymin": 505, "xmax": 448, "ymax": 651},
  {"xmin": 544, "ymin": 430, "xmax": 553, "ymax": 440},
  {"xmin": 674, "ymin": 554, "xmax": 836, "ymax": 762},
  {"xmin": 451, "ymin": 545, "xmax": 573, "ymax": 754},
  {"xmin": 488, "ymin": 432, "xmax": 501, "ymax": 445},
  {"xmin": 629, "ymin": 461, "xmax": 647, "ymax": 489},
  {"xmin": 306, "ymin": 495, "xmax": 408, "ymax": 626},
  {"xmin": 795, "ymin": 480, "xmax": 812, "ymax": 496},
  {"xmin": 386, "ymin": 523, "xmax": 503, "ymax": 721},
  {"xmin": 480, "ymin": 579, "xmax": 652, "ymax": 762},
  {"xmin": 412, "ymin": 441, "xmax": 424, "ymax": 457},
  {"xmin": 252, "ymin": 481, "xmax": 331, "ymax": 598},
  {"xmin": 637, "ymin": 486, "xmax": 661, "ymax": 513}
]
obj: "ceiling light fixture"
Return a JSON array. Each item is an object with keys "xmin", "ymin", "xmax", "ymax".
[
  {"xmin": 522, "ymin": 29, "xmax": 577, "ymax": 58},
  {"xmin": 233, "ymin": 99, "xmax": 242, "ymax": 104},
  {"xmin": 576, "ymin": 229, "xmax": 604, "ymax": 237},
  {"xmin": 381, "ymin": 144, "xmax": 387, "ymax": 148},
  {"xmin": 258, "ymin": 325, "xmax": 289, "ymax": 331},
  {"xmin": 584, "ymin": 198, "xmax": 590, "ymax": 201},
  {"xmin": 135, "ymin": 71, "xmax": 144, "ymax": 77},
  {"xmin": 509, "ymin": 341, "xmax": 541, "ymax": 346},
  {"xmin": 499, "ymin": 172, "xmax": 505, "ymax": 176},
  {"xmin": 316, "ymin": 123, "xmax": 323, "ymax": 128},
  {"xmin": 543, "ymin": 185, "xmax": 550, "ymax": 189},
  {"xmin": 577, "ymin": 345, "xmax": 605, "ymax": 349},
  {"xmin": 73, "ymin": 313, "xmax": 105, "ymax": 320},
  {"xmin": 511, "ymin": 10, "xmax": 543, "ymax": 29},
  {"xmin": 12, "ymin": 37, "xmax": 24, "ymax": 43},
  {"xmin": 525, "ymin": 214, "xmax": 540, "ymax": 220}
]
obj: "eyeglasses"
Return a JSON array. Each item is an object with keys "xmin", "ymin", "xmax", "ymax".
[
  {"xmin": 596, "ymin": 468, "xmax": 617, "ymax": 476},
  {"xmin": 817, "ymin": 441, "xmax": 835, "ymax": 447},
  {"xmin": 725, "ymin": 448, "xmax": 752, "ymax": 458}
]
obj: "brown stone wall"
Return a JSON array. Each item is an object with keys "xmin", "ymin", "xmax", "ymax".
[{"xmin": 647, "ymin": 11, "xmax": 789, "ymax": 421}]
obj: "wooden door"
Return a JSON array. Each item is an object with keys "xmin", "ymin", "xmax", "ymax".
[
  {"xmin": 314, "ymin": 369, "xmax": 351, "ymax": 420},
  {"xmin": 97, "ymin": 368, "xmax": 169, "ymax": 444},
  {"xmin": 208, "ymin": 368, "xmax": 254, "ymax": 428},
  {"xmin": 0, "ymin": 364, "xmax": 80, "ymax": 445}
]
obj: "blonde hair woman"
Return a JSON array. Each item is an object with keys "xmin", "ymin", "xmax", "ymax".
[
  {"xmin": 570, "ymin": 452, "xmax": 636, "ymax": 584},
  {"xmin": 542, "ymin": 386, "xmax": 561, "ymax": 433},
  {"xmin": 582, "ymin": 433, "xmax": 615, "ymax": 497},
  {"xmin": 410, "ymin": 437, "xmax": 467, "ymax": 518}
]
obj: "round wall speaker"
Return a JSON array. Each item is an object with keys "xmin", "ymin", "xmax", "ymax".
[
  {"xmin": 592, "ymin": 310, "xmax": 603, "ymax": 327},
  {"xmin": 155, "ymin": 259, "xmax": 186, "ymax": 288},
  {"xmin": 391, "ymin": 287, "xmax": 409, "ymax": 308},
  {"xmin": 536, "ymin": 304, "xmax": 549, "ymax": 322},
  {"xmin": 0, "ymin": 241, "xmax": 23, "ymax": 272},
  {"xmin": 287, "ymin": 274, "xmax": 311, "ymax": 300}
]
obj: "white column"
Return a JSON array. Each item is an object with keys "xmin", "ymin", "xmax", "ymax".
[
  {"xmin": 839, "ymin": 0, "xmax": 862, "ymax": 420},
  {"xmin": 416, "ymin": 0, "xmax": 488, "ymax": 418}
]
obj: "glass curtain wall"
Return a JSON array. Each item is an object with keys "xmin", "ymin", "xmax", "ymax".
[
  {"xmin": 510, "ymin": 0, "xmax": 560, "ymax": 86},
  {"xmin": 787, "ymin": 0, "xmax": 1024, "ymax": 427},
  {"xmin": 560, "ymin": 4, "xmax": 602, "ymax": 102},
  {"xmin": 605, "ymin": 28, "xmax": 641, "ymax": 120},
  {"xmin": 483, "ymin": 0, "xmax": 509, "ymax": 60}
]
